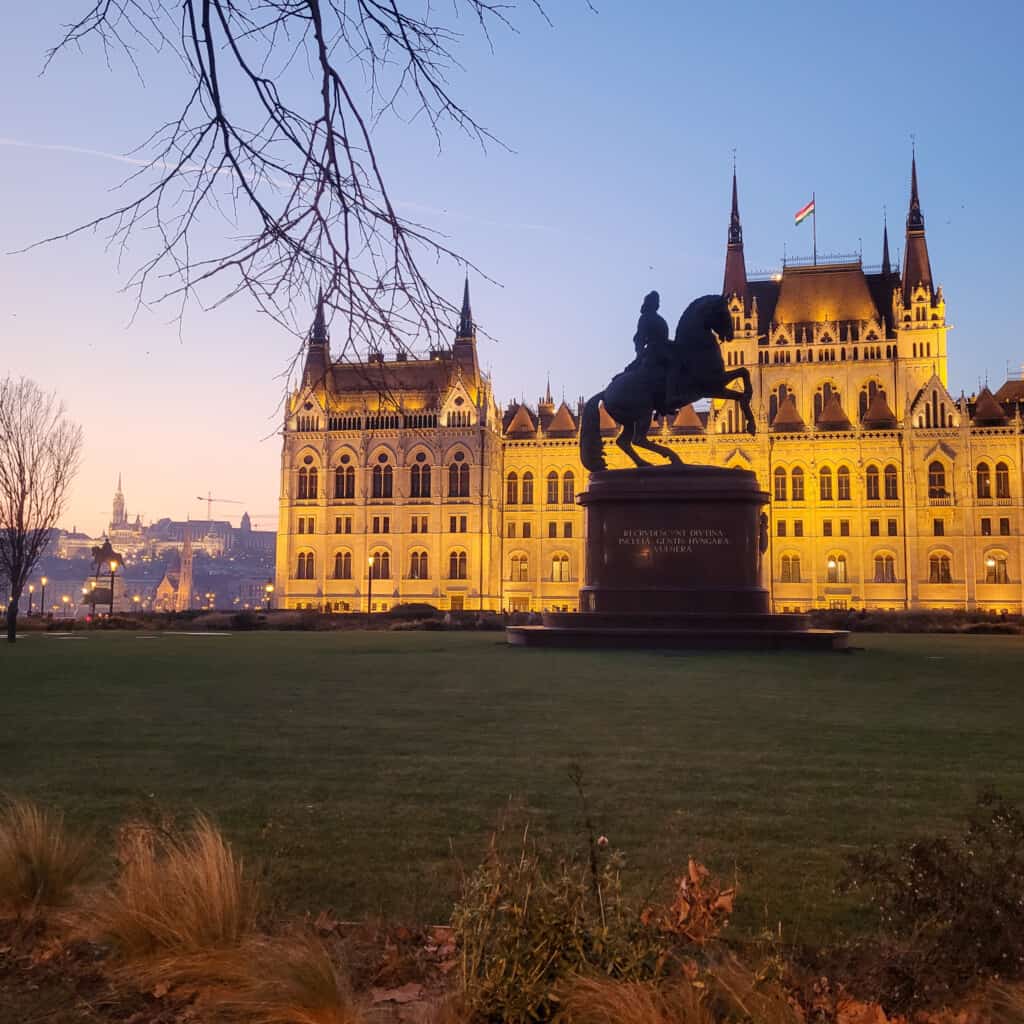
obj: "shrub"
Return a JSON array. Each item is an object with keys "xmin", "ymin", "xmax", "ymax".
[
  {"xmin": 92, "ymin": 815, "xmax": 259, "ymax": 962},
  {"xmin": 835, "ymin": 792, "xmax": 1024, "ymax": 1010},
  {"xmin": 0, "ymin": 799, "xmax": 93, "ymax": 912},
  {"xmin": 386, "ymin": 602, "xmax": 440, "ymax": 620},
  {"xmin": 230, "ymin": 609, "xmax": 263, "ymax": 630}
]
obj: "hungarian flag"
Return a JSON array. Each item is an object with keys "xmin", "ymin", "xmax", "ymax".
[{"xmin": 794, "ymin": 199, "xmax": 815, "ymax": 226}]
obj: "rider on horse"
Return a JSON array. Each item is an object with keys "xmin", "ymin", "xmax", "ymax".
[{"xmin": 628, "ymin": 291, "xmax": 682, "ymax": 416}]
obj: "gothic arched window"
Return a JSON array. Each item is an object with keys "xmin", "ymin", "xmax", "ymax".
[
  {"xmin": 335, "ymin": 464, "xmax": 355, "ymax": 499},
  {"xmin": 985, "ymin": 554, "xmax": 1009, "ymax": 584},
  {"xmin": 370, "ymin": 550, "xmax": 391, "ymax": 580},
  {"xmin": 409, "ymin": 551, "xmax": 428, "ymax": 579},
  {"xmin": 837, "ymin": 466, "xmax": 851, "ymax": 501},
  {"xmin": 866, "ymin": 465, "xmax": 880, "ymax": 501},
  {"xmin": 410, "ymin": 455, "xmax": 431, "ymax": 498},
  {"xmin": 551, "ymin": 553, "xmax": 570, "ymax": 582},
  {"xmin": 449, "ymin": 454, "xmax": 470, "ymax": 498},
  {"xmin": 928, "ymin": 461, "xmax": 947, "ymax": 499},
  {"xmin": 884, "ymin": 464, "xmax": 899, "ymax": 500},
  {"xmin": 773, "ymin": 467, "xmax": 787, "ymax": 502},
  {"xmin": 826, "ymin": 553, "xmax": 847, "ymax": 584},
  {"xmin": 449, "ymin": 550, "xmax": 467, "ymax": 580},
  {"xmin": 929, "ymin": 554, "xmax": 952, "ymax": 583},
  {"xmin": 976, "ymin": 462, "xmax": 992, "ymax": 499},
  {"xmin": 873, "ymin": 554, "xmax": 896, "ymax": 583},
  {"xmin": 780, "ymin": 554, "xmax": 801, "ymax": 582},
  {"xmin": 521, "ymin": 472, "xmax": 534, "ymax": 505},
  {"xmin": 334, "ymin": 551, "xmax": 352, "ymax": 579},
  {"xmin": 819, "ymin": 466, "xmax": 833, "ymax": 501},
  {"xmin": 510, "ymin": 554, "xmax": 529, "ymax": 582},
  {"xmin": 546, "ymin": 471, "xmax": 559, "ymax": 505},
  {"xmin": 562, "ymin": 471, "xmax": 575, "ymax": 505},
  {"xmin": 296, "ymin": 551, "xmax": 315, "ymax": 579},
  {"xmin": 791, "ymin": 467, "xmax": 805, "ymax": 501},
  {"xmin": 506, "ymin": 472, "xmax": 519, "ymax": 506},
  {"xmin": 996, "ymin": 462, "xmax": 1011, "ymax": 499}
]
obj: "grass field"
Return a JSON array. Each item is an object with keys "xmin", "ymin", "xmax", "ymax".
[{"xmin": 2, "ymin": 630, "xmax": 1023, "ymax": 944}]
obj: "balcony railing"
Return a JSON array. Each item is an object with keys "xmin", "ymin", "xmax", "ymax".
[
  {"xmin": 928, "ymin": 496, "xmax": 954, "ymax": 506},
  {"xmin": 542, "ymin": 575, "xmax": 579, "ymax": 584}
]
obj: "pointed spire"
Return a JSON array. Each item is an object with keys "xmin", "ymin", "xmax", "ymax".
[
  {"xmin": 457, "ymin": 275, "xmax": 475, "ymax": 340},
  {"xmin": 907, "ymin": 146, "xmax": 923, "ymax": 232},
  {"xmin": 723, "ymin": 159, "xmax": 748, "ymax": 301},
  {"xmin": 544, "ymin": 374, "xmax": 553, "ymax": 406},
  {"xmin": 902, "ymin": 146, "xmax": 933, "ymax": 302},
  {"xmin": 117, "ymin": 473, "xmax": 122, "ymax": 493},
  {"xmin": 310, "ymin": 289, "xmax": 328, "ymax": 345},
  {"xmin": 881, "ymin": 210, "xmax": 892, "ymax": 277}
]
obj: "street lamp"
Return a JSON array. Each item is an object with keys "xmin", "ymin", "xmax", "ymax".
[
  {"xmin": 27, "ymin": 583, "xmax": 34, "ymax": 616},
  {"xmin": 264, "ymin": 582, "xmax": 274, "ymax": 610},
  {"xmin": 367, "ymin": 554, "xmax": 376, "ymax": 615},
  {"xmin": 61, "ymin": 595, "xmax": 70, "ymax": 618},
  {"xmin": 132, "ymin": 594, "xmax": 141, "ymax": 615},
  {"xmin": 40, "ymin": 576, "xmax": 48, "ymax": 617},
  {"xmin": 109, "ymin": 560, "xmax": 119, "ymax": 616}
]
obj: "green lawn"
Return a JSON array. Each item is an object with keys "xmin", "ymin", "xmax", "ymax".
[{"xmin": 2, "ymin": 630, "xmax": 1023, "ymax": 942}]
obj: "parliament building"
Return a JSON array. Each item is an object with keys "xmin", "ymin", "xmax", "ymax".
[{"xmin": 275, "ymin": 157, "xmax": 1024, "ymax": 614}]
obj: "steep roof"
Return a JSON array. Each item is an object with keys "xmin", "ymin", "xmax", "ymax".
[
  {"xmin": 770, "ymin": 394, "xmax": 805, "ymax": 432},
  {"xmin": 330, "ymin": 357, "xmax": 454, "ymax": 397},
  {"xmin": 504, "ymin": 404, "xmax": 538, "ymax": 437},
  {"xmin": 862, "ymin": 389, "xmax": 898, "ymax": 429},
  {"xmin": 598, "ymin": 401, "xmax": 618, "ymax": 436},
  {"xmin": 816, "ymin": 392, "xmax": 853, "ymax": 431},
  {"xmin": 994, "ymin": 378, "xmax": 1024, "ymax": 405},
  {"xmin": 671, "ymin": 404, "xmax": 704, "ymax": 434},
  {"xmin": 774, "ymin": 262, "xmax": 880, "ymax": 325},
  {"xmin": 546, "ymin": 401, "xmax": 578, "ymax": 437},
  {"xmin": 972, "ymin": 387, "xmax": 1009, "ymax": 426}
]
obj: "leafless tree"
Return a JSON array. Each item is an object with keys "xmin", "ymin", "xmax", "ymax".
[
  {"xmin": 0, "ymin": 378, "xmax": 84, "ymax": 643},
  {"xmin": 35, "ymin": 1, "xmax": 560, "ymax": 365}
]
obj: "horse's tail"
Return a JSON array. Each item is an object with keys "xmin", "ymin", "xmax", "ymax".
[{"xmin": 580, "ymin": 391, "xmax": 607, "ymax": 472}]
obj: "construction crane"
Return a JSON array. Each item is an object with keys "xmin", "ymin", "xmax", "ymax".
[{"xmin": 196, "ymin": 492, "xmax": 244, "ymax": 521}]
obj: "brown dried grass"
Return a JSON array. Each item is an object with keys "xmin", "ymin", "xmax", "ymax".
[
  {"xmin": 90, "ymin": 815, "xmax": 258, "ymax": 961},
  {"xmin": 557, "ymin": 975, "xmax": 712, "ymax": 1024},
  {"xmin": 0, "ymin": 798, "xmax": 93, "ymax": 912}
]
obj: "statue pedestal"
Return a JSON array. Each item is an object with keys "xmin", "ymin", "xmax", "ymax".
[{"xmin": 507, "ymin": 466, "xmax": 847, "ymax": 652}]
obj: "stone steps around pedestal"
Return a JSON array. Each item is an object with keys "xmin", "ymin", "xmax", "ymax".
[{"xmin": 543, "ymin": 610, "xmax": 811, "ymax": 632}]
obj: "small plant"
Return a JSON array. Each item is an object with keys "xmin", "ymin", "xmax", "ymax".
[
  {"xmin": 0, "ymin": 798, "xmax": 93, "ymax": 912},
  {"xmin": 91, "ymin": 815, "xmax": 259, "ymax": 962}
]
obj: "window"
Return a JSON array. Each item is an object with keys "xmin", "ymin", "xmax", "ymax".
[
  {"xmin": 977, "ymin": 462, "xmax": 992, "ymax": 499},
  {"xmin": 410, "ymin": 461, "xmax": 431, "ymax": 498},
  {"xmin": 409, "ymin": 551, "xmax": 429, "ymax": 580},
  {"xmin": 411, "ymin": 517, "xmax": 419, "ymax": 534},
  {"xmin": 449, "ymin": 550, "xmax": 468, "ymax": 580},
  {"xmin": 522, "ymin": 522, "xmax": 532, "ymax": 539},
  {"xmin": 370, "ymin": 551, "xmax": 391, "ymax": 579},
  {"xmin": 985, "ymin": 555, "xmax": 1009, "ymax": 584},
  {"xmin": 866, "ymin": 466, "xmax": 880, "ymax": 501},
  {"xmin": 564, "ymin": 522, "xmax": 573, "ymax": 538},
  {"xmin": 1000, "ymin": 517, "xmax": 1011, "ymax": 536},
  {"xmin": 506, "ymin": 472, "xmax": 519, "ymax": 505},
  {"xmin": 546, "ymin": 471, "xmax": 559, "ymax": 504},
  {"xmin": 793, "ymin": 520, "xmax": 804, "ymax": 537},
  {"xmin": 335, "ymin": 464, "xmax": 355, "ymax": 499},
  {"xmin": 837, "ymin": 466, "xmax": 851, "ymax": 501},
  {"xmin": 510, "ymin": 554, "xmax": 529, "ymax": 582},
  {"xmin": 296, "ymin": 551, "xmax": 315, "ymax": 579},
  {"xmin": 460, "ymin": 515, "xmax": 467, "ymax": 533},
  {"xmin": 551, "ymin": 553, "xmax": 570, "ymax": 582},
  {"xmin": 562, "ymin": 472, "xmax": 576, "ymax": 505},
  {"xmin": 335, "ymin": 516, "xmax": 352, "ymax": 534},
  {"xmin": 522, "ymin": 472, "xmax": 534, "ymax": 505},
  {"xmin": 372, "ymin": 516, "xmax": 390, "ymax": 534},
  {"xmin": 548, "ymin": 522, "xmax": 558, "ymax": 538},
  {"xmin": 873, "ymin": 555, "xmax": 896, "ymax": 583},
  {"xmin": 449, "ymin": 458, "xmax": 470, "ymax": 498},
  {"xmin": 928, "ymin": 461, "xmax": 947, "ymax": 499},
  {"xmin": 933, "ymin": 519, "xmax": 945, "ymax": 537},
  {"xmin": 791, "ymin": 467, "xmax": 805, "ymax": 501},
  {"xmin": 298, "ymin": 517, "xmax": 305, "ymax": 534},
  {"xmin": 777, "ymin": 520, "xmax": 787, "ymax": 537},
  {"xmin": 826, "ymin": 554, "xmax": 847, "ymax": 584},
  {"xmin": 507, "ymin": 522, "xmax": 516, "ymax": 538},
  {"xmin": 820, "ymin": 467, "xmax": 833, "ymax": 501},
  {"xmin": 823, "ymin": 520, "xmax": 833, "ymax": 537},
  {"xmin": 840, "ymin": 520, "xmax": 850, "ymax": 537},
  {"xmin": 334, "ymin": 551, "xmax": 352, "ymax": 579},
  {"xmin": 887, "ymin": 519, "xmax": 898, "ymax": 537},
  {"xmin": 774, "ymin": 467, "xmax": 787, "ymax": 502},
  {"xmin": 449, "ymin": 515, "xmax": 457, "ymax": 533},
  {"xmin": 297, "ymin": 466, "xmax": 317, "ymax": 499},
  {"xmin": 884, "ymin": 465, "xmax": 899, "ymax": 500},
  {"xmin": 780, "ymin": 554, "xmax": 801, "ymax": 582},
  {"xmin": 997, "ymin": 462, "xmax": 1011, "ymax": 499},
  {"xmin": 870, "ymin": 519, "xmax": 880, "ymax": 537},
  {"xmin": 981, "ymin": 517, "xmax": 992, "ymax": 536},
  {"xmin": 929, "ymin": 554, "xmax": 952, "ymax": 583},
  {"xmin": 372, "ymin": 463, "xmax": 393, "ymax": 498}
]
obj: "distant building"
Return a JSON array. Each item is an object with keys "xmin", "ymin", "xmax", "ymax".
[{"xmin": 275, "ymin": 154, "xmax": 1024, "ymax": 613}]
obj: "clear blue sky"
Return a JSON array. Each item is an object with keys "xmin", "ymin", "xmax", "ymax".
[{"xmin": 2, "ymin": 1, "xmax": 1022, "ymax": 534}]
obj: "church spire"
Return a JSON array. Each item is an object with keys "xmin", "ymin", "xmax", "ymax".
[
  {"xmin": 902, "ymin": 146, "xmax": 933, "ymax": 302},
  {"xmin": 723, "ymin": 160, "xmax": 748, "ymax": 301},
  {"xmin": 881, "ymin": 211, "xmax": 892, "ymax": 277},
  {"xmin": 309, "ymin": 289, "xmax": 328, "ymax": 346},
  {"xmin": 457, "ymin": 274, "xmax": 475, "ymax": 340}
]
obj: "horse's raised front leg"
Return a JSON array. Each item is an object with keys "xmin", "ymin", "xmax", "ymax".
[
  {"xmin": 722, "ymin": 367, "xmax": 752, "ymax": 399},
  {"xmin": 616, "ymin": 422, "xmax": 650, "ymax": 467},
  {"xmin": 707, "ymin": 384, "xmax": 756, "ymax": 437}
]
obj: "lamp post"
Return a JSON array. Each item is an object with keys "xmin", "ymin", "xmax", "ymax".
[
  {"xmin": 27, "ymin": 584, "xmax": 34, "ymax": 616},
  {"xmin": 109, "ymin": 560, "xmax": 119, "ymax": 616},
  {"xmin": 132, "ymin": 594, "xmax": 141, "ymax": 616},
  {"xmin": 40, "ymin": 576, "xmax": 48, "ymax": 617},
  {"xmin": 62, "ymin": 595, "xmax": 70, "ymax": 619},
  {"xmin": 367, "ymin": 555, "xmax": 376, "ymax": 615},
  {"xmin": 264, "ymin": 582, "xmax": 274, "ymax": 610}
]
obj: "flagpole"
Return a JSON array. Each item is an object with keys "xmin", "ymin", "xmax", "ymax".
[{"xmin": 812, "ymin": 191, "xmax": 817, "ymax": 266}]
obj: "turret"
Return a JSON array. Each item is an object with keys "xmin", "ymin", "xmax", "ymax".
[
  {"xmin": 722, "ymin": 164, "xmax": 748, "ymax": 303},
  {"xmin": 453, "ymin": 275, "xmax": 479, "ymax": 383},
  {"xmin": 902, "ymin": 149, "xmax": 933, "ymax": 303},
  {"xmin": 301, "ymin": 290, "xmax": 331, "ymax": 388}
]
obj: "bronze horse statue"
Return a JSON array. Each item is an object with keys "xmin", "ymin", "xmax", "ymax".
[{"xmin": 579, "ymin": 294, "xmax": 755, "ymax": 471}]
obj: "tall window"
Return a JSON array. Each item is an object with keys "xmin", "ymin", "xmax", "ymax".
[
  {"xmin": 551, "ymin": 553, "xmax": 570, "ymax": 582},
  {"xmin": 409, "ymin": 551, "xmax": 428, "ymax": 580},
  {"xmin": 334, "ymin": 551, "xmax": 352, "ymax": 579},
  {"xmin": 370, "ymin": 551, "xmax": 391, "ymax": 580},
  {"xmin": 873, "ymin": 555, "xmax": 896, "ymax": 583},
  {"xmin": 866, "ymin": 466, "xmax": 880, "ymax": 501},
  {"xmin": 562, "ymin": 471, "xmax": 575, "ymax": 505},
  {"xmin": 819, "ymin": 467, "xmax": 833, "ymax": 501},
  {"xmin": 826, "ymin": 554, "xmax": 847, "ymax": 584},
  {"xmin": 929, "ymin": 554, "xmax": 952, "ymax": 583},
  {"xmin": 510, "ymin": 554, "xmax": 529, "ymax": 582},
  {"xmin": 996, "ymin": 462, "xmax": 1011, "ymax": 499},
  {"xmin": 506, "ymin": 472, "xmax": 519, "ymax": 505},
  {"xmin": 791, "ymin": 467, "xmax": 805, "ymax": 501},
  {"xmin": 780, "ymin": 554, "xmax": 801, "ymax": 582},
  {"xmin": 773, "ymin": 467, "xmax": 787, "ymax": 502},
  {"xmin": 521, "ymin": 472, "xmax": 535, "ymax": 505},
  {"xmin": 449, "ymin": 456, "xmax": 470, "ymax": 498},
  {"xmin": 837, "ymin": 466, "xmax": 851, "ymax": 501},
  {"xmin": 372, "ymin": 463, "xmax": 393, "ymax": 498},
  {"xmin": 335, "ymin": 464, "xmax": 355, "ymax": 499},
  {"xmin": 449, "ymin": 550, "xmax": 468, "ymax": 580},
  {"xmin": 928, "ymin": 461, "xmax": 947, "ymax": 499},
  {"xmin": 985, "ymin": 555, "xmax": 1009, "ymax": 584},
  {"xmin": 884, "ymin": 464, "xmax": 899, "ymax": 501},
  {"xmin": 976, "ymin": 462, "xmax": 992, "ymax": 499},
  {"xmin": 410, "ymin": 458, "xmax": 431, "ymax": 498},
  {"xmin": 296, "ymin": 551, "xmax": 315, "ymax": 579},
  {"xmin": 297, "ymin": 466, "xmax": 318, "ymax": 500},
  {"xmin": 546, "ymin": 471, "xmax": 559, "ymax": 504}
]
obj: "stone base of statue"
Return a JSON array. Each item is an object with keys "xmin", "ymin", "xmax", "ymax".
[{"xmin": 506, "ymin": 466, "xmax": 847, "ymax": 651}]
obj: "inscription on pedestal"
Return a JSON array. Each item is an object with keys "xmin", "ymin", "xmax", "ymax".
[{"xmin": 617, "ymin": 527, "xmax": 731, "ymax": 555}]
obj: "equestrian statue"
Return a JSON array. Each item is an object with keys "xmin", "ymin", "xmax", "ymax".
[{"xmin": 579, "ymin": 292, "xmax": 755, "ymax": 472}]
